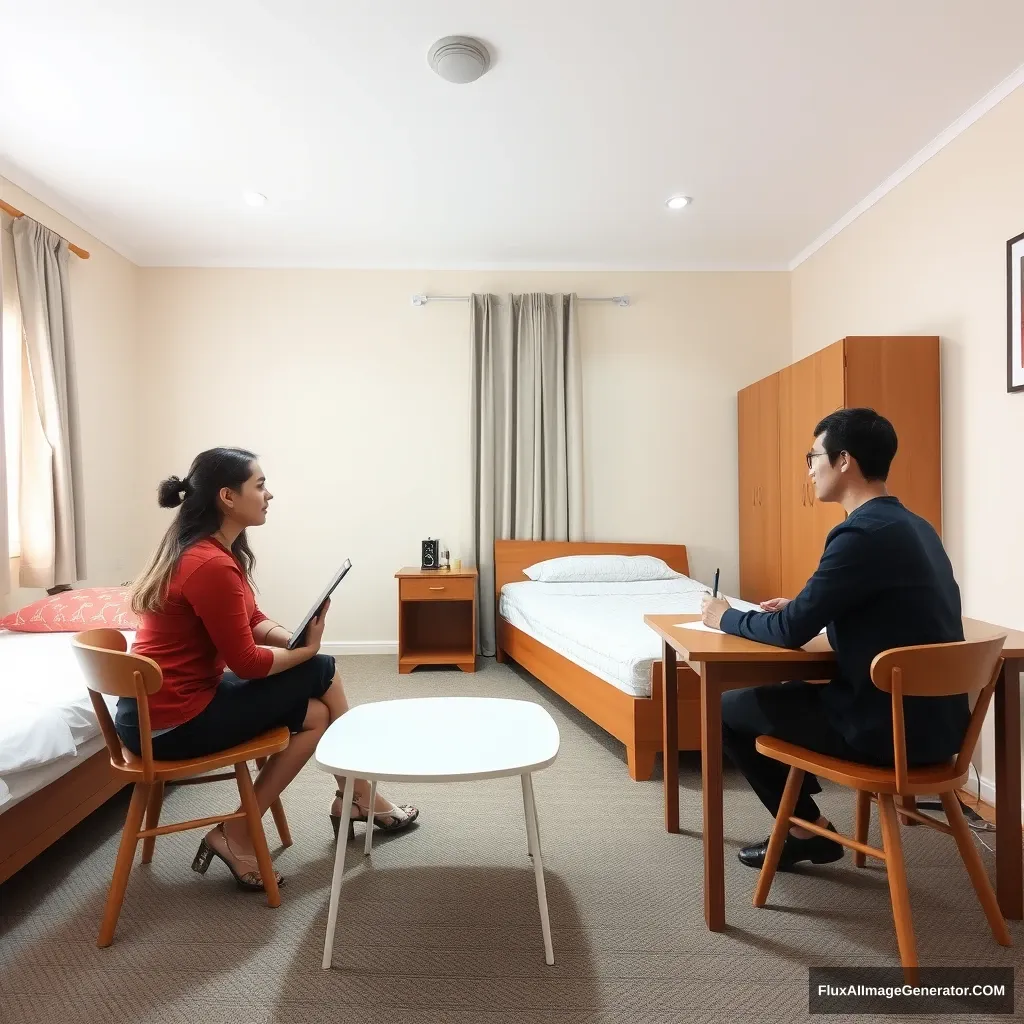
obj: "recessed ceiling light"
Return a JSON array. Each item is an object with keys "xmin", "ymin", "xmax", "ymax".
[
  {"xmin": 244, "ymin": 191, "xmax": 268, "ymax": 207},
  {"xmin": 666, "ymin": 195, "xmax": 691, "ymax": 210}
]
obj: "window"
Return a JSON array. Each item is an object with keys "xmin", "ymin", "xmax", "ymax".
[{"xmin": 1, "ymin": 234, "xmax": 22, "ymax": 559}]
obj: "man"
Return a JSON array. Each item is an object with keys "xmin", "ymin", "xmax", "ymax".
[{"xmin": 701, "ymin": 408, "xmax": 965, "ymax": 870}]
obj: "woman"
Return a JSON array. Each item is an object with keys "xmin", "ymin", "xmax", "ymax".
[{"xmin": 118, "ymin": 447, "xmax": 418, "ymax": 891}]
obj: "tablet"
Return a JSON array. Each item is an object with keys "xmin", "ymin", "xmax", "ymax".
[{"xmin": 287, "ymin": 559, "xmax": 352, "ymax": 650}]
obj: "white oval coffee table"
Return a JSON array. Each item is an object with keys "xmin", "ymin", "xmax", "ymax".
[{"xmin": 315, "ymin": 696, "xmax": 560, "ymax": 969}]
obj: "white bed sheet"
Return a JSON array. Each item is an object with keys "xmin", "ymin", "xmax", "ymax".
[
  {"xmin": 499, "ymin": 579, "xmax": 759, "ymax": 697},
  {"xmin": 0, "ymin": 734, "xmax": 107, "ymax": 813},
  {"xmin": 0, "ymin": 630, "xmax": 126, "ymax": 789}
]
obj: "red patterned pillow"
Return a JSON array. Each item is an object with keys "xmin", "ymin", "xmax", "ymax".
[{"xmin": 0, "ymin": 587, "xmax": 139, "ymax": 632}]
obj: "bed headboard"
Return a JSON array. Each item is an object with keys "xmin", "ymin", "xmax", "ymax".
[{"xmin": 493, "ymin": 540, "xmax": 690, "ymax": 599}]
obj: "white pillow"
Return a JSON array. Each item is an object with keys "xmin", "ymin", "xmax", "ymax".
[{"xmin": 522, "ymin": 554, "xmax": 684, "ymax": 583}]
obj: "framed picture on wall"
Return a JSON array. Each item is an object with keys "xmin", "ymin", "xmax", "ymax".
[{"xmin": 1008, "ymin": 230, "xmax": 1024, "ymax": 392}]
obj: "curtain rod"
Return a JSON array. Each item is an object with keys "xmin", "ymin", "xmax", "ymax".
[
  {"xmin": 0, "ymin": 200, "xmax": 91, "ymax": 260},
  {"xmin": 411, "ymin": 293, "xmax": 629, "ymax": 307}
]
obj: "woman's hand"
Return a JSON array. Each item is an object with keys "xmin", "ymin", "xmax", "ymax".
[
  {"xmin": 303, "ymin": 598, "xmax": 330, "ymax": 654},
  {"xmin": 759, "ymin": 597, "xmax": 791, "ymax": 612}
]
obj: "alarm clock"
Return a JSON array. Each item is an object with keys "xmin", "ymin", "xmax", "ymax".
[{"xmin": 421, "ymin": 537, "xmax": 440, "ymax": 570}]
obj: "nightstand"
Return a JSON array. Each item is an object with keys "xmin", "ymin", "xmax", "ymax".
[{"xmin": 395, "ymin": 567, "xmax": 478, "ymax": 674}]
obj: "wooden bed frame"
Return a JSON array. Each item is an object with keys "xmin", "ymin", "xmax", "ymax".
[
  {"xmin": 0, "ymin": 747, "xmax": 126, "ymax": 885},
  {"xmin": 494, "ymin": 540, "xmax": 702, "ymax": 781}
]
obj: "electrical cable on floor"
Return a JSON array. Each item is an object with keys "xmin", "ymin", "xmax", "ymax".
[{"xmin": 915, "ymin": 763, "xmax": 995, "ymax": 851}]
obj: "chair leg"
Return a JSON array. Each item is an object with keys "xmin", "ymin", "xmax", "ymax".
[
  {"xmin": 940, "ymin": 792, "xmax": 1012, "ymax": 946},
  {"xmin": 97, "ymin": 782, "xmax": 150, "ymax": 948},
  {"xmin": 234, "ymin": 762, "xmax": 280, "ymax": 909},
  {"xmin": 254, "ymin": 756, "xmax": 292, "ymax": 848},
  {"xmin": 141, "ymin": 782, "xmax": 165, "ymax": 864},
  {"xmin": 753, "ymin": 767, "xmax": 804, "ymax": 908},
  {"xmin": 854, "ymin": 790, "xmax": 871, "ymax": 868},
  {"xmin": 269, "ymin": 800, "xmax": 292, "ymax": 848},
  {"xmin": 877, "ymin": 795, "xmax": 918, "ymax": 975}
]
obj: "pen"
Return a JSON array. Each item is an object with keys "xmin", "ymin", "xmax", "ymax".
[{"xmin": 712, "ymin": 568, "xmax": 719, "ymax": 598}]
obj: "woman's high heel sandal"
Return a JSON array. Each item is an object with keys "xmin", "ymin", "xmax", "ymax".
[
  {"xmin": 191, "ymin": 824, "xmax": 284, "ymax": 892},
  {"xmin": 329, "ymin": 790, "xmax": 419, "ymax": 840}
]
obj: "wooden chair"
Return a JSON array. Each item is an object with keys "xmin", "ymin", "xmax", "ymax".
[
  {"xmin": 72, "ymin": 628, "xmax": 292, "ymax": 947},
  {"xmin": 752, "ymin": 635, "xmax": 1012, "ymax": 974}
]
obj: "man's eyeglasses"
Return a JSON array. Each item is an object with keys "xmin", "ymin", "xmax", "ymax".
[{"xmin": 805, "ymin": 451, "xmax": 828, "ymax": 470}]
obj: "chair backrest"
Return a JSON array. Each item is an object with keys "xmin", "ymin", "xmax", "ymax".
[
  {"xmin": 72, "ymin": 628, "xmax": 164, "ymax": 779},
  {"xmin": 870, "ymin": 635, "xmax": 1005, "ymax": 792}
]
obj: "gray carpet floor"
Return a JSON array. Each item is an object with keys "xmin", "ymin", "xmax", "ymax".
[{"xmin": 0, "ymin": 656, "xmax": 1019, "ymax": 1024}]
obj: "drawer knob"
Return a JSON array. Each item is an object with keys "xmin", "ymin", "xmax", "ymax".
[{"xmin": 429, "ymin": 586, "xmax": 445, "ymax": 591}]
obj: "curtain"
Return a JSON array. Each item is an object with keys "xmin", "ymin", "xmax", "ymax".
[
  {"xmin": 0, "ymin": 228, "xmax": 8, "ymax": 597},
  {"xmin": 471, "ymin": 292, "xmax": 584, "ymax": 655},
  {"xmin": 11, "ymin": 216, "xmax": 84, "ymax": 590}
]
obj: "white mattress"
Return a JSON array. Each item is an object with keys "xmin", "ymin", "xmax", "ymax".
[
  {"xmin": 0, "ymin": 630, "xmax": 126, "ymax": 810},
  {"xmin": 0, "ymin": 734, "xmax": 108, "ymax": 813},
  {"xmin": 499, "ymin": 579, "xmax": 759, "ymax": 697}
]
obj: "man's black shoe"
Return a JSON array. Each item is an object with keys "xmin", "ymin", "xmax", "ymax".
[{"xmin": 738, "ymin": 824, "xmax": 844, "ymax": 870}]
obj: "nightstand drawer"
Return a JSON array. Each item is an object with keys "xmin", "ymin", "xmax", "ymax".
[{"xmin": 400, "ymin": 576, "xmax": 475, "ymax": 602}]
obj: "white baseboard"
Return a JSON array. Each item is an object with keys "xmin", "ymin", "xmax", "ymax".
[
  {"xmin": 965, "ymin": 771, "xmax": 1024, "ymax": 817},
  {"xmin": 321, "ymin": 641, "xmax": 398, "ymax": 656},
  {"xmin": 972, "ymin": 772, "xmax": 997, "ymax": 808}
]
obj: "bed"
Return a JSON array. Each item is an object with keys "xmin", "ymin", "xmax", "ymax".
[
  {"xmin": 0, "ymin": 630, "xmax": 128, "ymax": 885},
  {"xmin": 494, "ymin": 540, "xmax": 759, "ymax": 781}
]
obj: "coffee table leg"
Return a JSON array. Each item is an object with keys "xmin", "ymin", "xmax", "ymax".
[
  {"xmin": 525, "ymin": 797, "xmax": 542, "ymax": 860},
  {"xmin": 322, "ymin": 775, "xmax": 356, "ymax": 969},
  {"xmin": 364, "ymin": 780, "xmax": 377, "ymax": 857},
  {"xmin": 521, "ymin": 773, "xmax": 554, "ymax": 965}
]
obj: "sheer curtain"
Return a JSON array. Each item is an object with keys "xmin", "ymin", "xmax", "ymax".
[
  {"xmin": 10, "ymin": 216, "xmax": 84, "ymax": 590},
  {"xmin": 0, "ymin": 222, "xmax": 11, "ymax": 597},
  {"xmin": 470, "ymin": 292, "xmax": 584, "ymax": 655}
]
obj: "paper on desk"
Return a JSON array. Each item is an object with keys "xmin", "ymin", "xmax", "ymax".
[{"xmin": 674, "ymin": 621, "xmax": 724, "ymax": 634}]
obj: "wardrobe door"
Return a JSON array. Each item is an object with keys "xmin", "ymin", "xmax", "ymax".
[
  {"xmin": 843, "ymin": 335, "xmax": 942, "ymax": 535},
  {"xmin": 779, "ymin": 343, "xmax": 845, "ymax": 597},
  {"xmin": 738, "ymin": 373, "xmax": 781, "ymax": 603}
]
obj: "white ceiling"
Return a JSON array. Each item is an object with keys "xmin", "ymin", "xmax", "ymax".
[{"xmin": 1, "ymin": 1, "xmax": 1023, "ymax": 269}]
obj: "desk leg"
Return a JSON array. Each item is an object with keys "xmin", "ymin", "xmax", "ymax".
[
  {"xmin": 662, "ymin": 642, "xmax": 679, "ymax": 833},
  {"xmin": 994, "ymin": 659, "xmax": 1023, "ymax": 920},
  {"xmin": 701, "ymin": 664, "xmax": 725, "ymax": 931}
]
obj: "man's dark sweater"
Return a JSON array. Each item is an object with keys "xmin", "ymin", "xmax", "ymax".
[{"xmin": 720, "ymin": 496, "xmax": 967, "ymax": 764}]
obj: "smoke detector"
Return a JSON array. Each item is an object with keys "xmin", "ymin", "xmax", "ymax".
[{"xmin": 427, "ymin": 36, "xmax": 491, "ymax": 84}]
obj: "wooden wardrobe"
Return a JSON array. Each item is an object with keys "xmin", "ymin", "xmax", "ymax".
[{"xmin": 738, "ymin": 336, "xmax": 942, "ymax": 603}]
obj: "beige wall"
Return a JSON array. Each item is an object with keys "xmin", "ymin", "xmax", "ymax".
[
  {"xmin": 791, "ymin": 84, "xmax": 1024, "ymax": 802},
  {"xmin": 6, "ymin": 113, "xmax": 1020, "ymax": 800},
  {"xmin": 136, "ymin": 269, "xmax": 790, "ymax": 645},
  {"xmin": 0, "ymin": 176, "xmax": 141, "ymax": 617}
]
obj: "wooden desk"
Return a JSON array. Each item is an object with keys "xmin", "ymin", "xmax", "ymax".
[{"xmin": 644, "ymin": 613, "xmax": 1024, "ymax": 932}]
